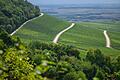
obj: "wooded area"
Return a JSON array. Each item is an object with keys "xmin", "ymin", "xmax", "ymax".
[{"xmin": 0, "ymin": 0, "xmax": 40, "ymax": 33}]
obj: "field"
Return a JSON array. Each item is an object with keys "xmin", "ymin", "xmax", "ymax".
[
  {"xmin": 15, "ymin": 14, "xmax": 120, "ymax": 57},
  {"xmin": 59, "ymin": 21, "xmax": 120, "ymax": 57},
  {"xmin": 15, "ymin": 14, "xmax": 71, "ymax": 43}
]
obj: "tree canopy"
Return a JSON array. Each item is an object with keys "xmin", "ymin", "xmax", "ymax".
[{"xmin": 0, "ymin": 0, "xmax": 40, "ymax": 33}]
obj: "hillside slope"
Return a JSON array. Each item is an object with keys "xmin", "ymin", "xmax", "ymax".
[
  {"xmin": 0, "ymin": 0, "xmax": 120, "ymax": 79},
  {"xmin": 1, "ymin": 30, "xmax": 120, "ymax": 80},
  {"xmin": 15, "ymin": 14, "xmax": 120, "ymax": 56},
  {"xmin": 59, "ymin": 22, "xmax": 120, "ymax": 57},
  {"xmin": 15, "ymin": 14, "xmax": 71, "ymax": 43},
  {"xmin": 0, "ymin": 0, "xmax": 40, "ymax": 33}
]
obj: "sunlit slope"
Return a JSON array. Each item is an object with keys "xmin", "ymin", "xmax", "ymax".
[
  {"xmin": 59, "ymin": 22, "xmax": 120, "ymax": 56},
  {"xmin": 15, "ymin": 14, "xmax": 71, "ymax": 43},
  {"xmin": 99, "ymin": 21, "xmax": 120, "ymax": 50}
]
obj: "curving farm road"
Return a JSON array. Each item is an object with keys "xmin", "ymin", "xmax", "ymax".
[
  {"xmin": 103, "ymin": 30, "xmax": 111, "ymax": 48},
  {"xmin": 53, "ymin": 23, "xmax": 75, "ymax": 43},
  {"xmin": 10, "ymin": 13, "xmax": 44, "ymax": 36}
]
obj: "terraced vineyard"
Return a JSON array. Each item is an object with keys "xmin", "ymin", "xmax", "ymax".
[
  {"xmin": 15, "ymin": 14, "xmax": 120, "ymax": 57},
  {"xmin": 59, "ymin": 22, "xmax": 120, "ymax": 57},
  {"xmin": 15, "ymin": 14, "xmax": 71, "ymax": 43}
]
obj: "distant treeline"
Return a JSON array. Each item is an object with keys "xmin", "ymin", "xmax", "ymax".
[{"xmin": 0, "ymin": 0, "xmax": 40, "ymax": 33}]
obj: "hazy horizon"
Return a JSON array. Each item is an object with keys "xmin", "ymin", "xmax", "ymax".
[{"xmin": 28, "ymin": 0, "xmax": 120, "ymax": 5}]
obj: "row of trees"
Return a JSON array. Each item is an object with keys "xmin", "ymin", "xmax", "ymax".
[
  {"xmin": 0, "ymin": 0, "xmax": 40, "ymax": 33},
  {"xmin": 0, "ymin": 30, "xmax": 120, "ymax": 80}
]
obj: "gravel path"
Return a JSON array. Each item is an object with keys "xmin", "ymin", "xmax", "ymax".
[
  {"xmin": 103, "ymin": 30, "xmax": 111, "ymax": 48},
  {"xmin": 10, "ymin": 13, "xmax": 44, "ymax": 36},
  {"xmin": 53, "ymin": 23, "xmax": 75, "ymax": 43}
]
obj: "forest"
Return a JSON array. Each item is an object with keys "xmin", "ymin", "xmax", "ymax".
[
  {"xmin": 0, "ymin": 0, "xmax": 40, "ymax": 33},
  {"xmin": 0, "ymin": 0, "xmax": 120, "ymax": 80}
]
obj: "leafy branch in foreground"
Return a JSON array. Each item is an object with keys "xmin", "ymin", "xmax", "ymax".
[{"xmin": 0, "ymin": 30, "xmax": 120, "ymax": 80}]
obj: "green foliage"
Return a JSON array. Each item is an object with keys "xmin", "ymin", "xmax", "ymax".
[
  {"xmin": 86, "ymin": 49, "xmax": 106, "ymax": 67},
  {"xmin": 0, "ymin": 0, "xmax": 40, "ymax": 33},
  {"xmin": 63, "ymin": 72, "xmax": 80, "ymax": 80},
  {"xmin": 28, "ymin": 41, "xmax": 120, "ymax": 80},
  {"xmin": 115, "ymin": 71, "xmax": 120, "ymax": 80},
  {"xmin": 63, "ymin": 71, "xmax": 87, "ymax": 80},
  {"xmin": 0, "ymin": 31, "xmax": 42, "ymax": 80},
  {"xmin": 0, "ymin": 29, "xmax": 120, "ymax": 80},
  {"xmin": 78, "ymin": 71, "xmax": 87, "ymax": 80},
  {"xmin": 95, "ymin": 69, "xmax": 106, "ymax": 80},
  {"xmin": 0, "ymin": 40, "xmax": 5, "ymax": 50},
  {"xmin": 3, "ymin": 48, "xmax": 34, "ymax": 79},
  {"xmin": 0, "ymin": 29, "xmax": 12, "ymax": 46}
]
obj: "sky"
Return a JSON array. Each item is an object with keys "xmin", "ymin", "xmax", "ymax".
[{"xmin": 28, "ymin": 0, "xmax": 120, "ymax": 5}]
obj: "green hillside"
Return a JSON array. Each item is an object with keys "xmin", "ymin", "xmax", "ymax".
[
  {"xmin": 59, "ymin": 21, "xmax": 120, "ymax": 57},
  {"xmin": 1, "ymin": 0, "xmax": 120, "ymax": 79},
  {"xmin": 15, "ymin": 14, "xmax": 71, "ymax": 43},
  {"xmin": 1, "ymin": 30, "xmax": 120, "ymax": 80},
  {"xmin": 15, "ymin": 14, "xmax": 120, "ymax": 57},
  {"xmin": 0, "ymin": 0, "xmax": 40, "ymax": 33}
]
